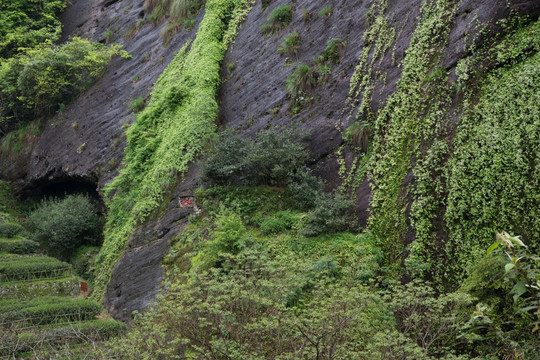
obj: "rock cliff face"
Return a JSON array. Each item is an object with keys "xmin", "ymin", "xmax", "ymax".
[{"xmin": 1, "ymin": 0, "xmax": 538, "ymax": 321}]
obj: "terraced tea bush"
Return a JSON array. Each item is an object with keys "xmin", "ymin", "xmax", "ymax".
[
  {"xmin": 0, "ymin": 256, "xmax": 71, "ymax": 282},
  {"xmin": 27, "ymin": 194, "xmax": 100, "ymax": 261},
  {"xmin": 0, "ymin": 298, "xmax": 101, "ymax": 326},
  {"xmin": 0, "ymin": 223, "xmax": 24, "ymax": 238},
  {"xmin": 0, "ymin": 278, "xmax": 79, "ymax": 299},
  {"xmin": 0, "ymin": 296, "xmax": 71, "ymax": 315},
  {"xmin": 0, "ymin": 237, "xmax": 39, "ymax": 255}
]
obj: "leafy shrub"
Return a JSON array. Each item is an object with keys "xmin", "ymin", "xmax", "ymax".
[
  {"xmin": 202, "ymin": 132, "xmax": 251, "ymax": 185},
  {"xmin": 0, "ymin": 0, "xmax": 66, "ymax": 59},
  {"xmin": 0, "ymin": 299, "xmax": 101, "ymax": 325},
  {"xmin": 261, "ymin": 4, "xmax": 292, "ymax": 35},
  {"xmin": 301, "ymin": 191, "xmax": 356, "ymax": 237},
  {"xmin": 0, "ymin": 222, "xmax": 24, "ymax": 238},
  {"xmin": 387, "ymin": 280, "xmax": 473, "ymax": 358},
  {"xmin": 27, "ymin": 194, "xmax": 100, "ymax": 260},
  {"xmin": 203, "ymin": 129, "xmax": 309, "ymax": 186},
  {"xmin": 459, "ymin": 232, "xmax": 540, "ymax": 358},
  {"xmin": 0, "ymin": 37, "xmax": 129, "ymax": 129},
  {"xmin": 278, "ymin": 31, "xmax": 300, "ymax": 57},
  {"xmin": 287, "ymin": 166, "xmax": 324, "ymax": 210},
  {"xmin": 0, "ymin": 237, "xmax": 39, "ymax": 255},
  {"xmin": 0, "ymin": 256, "xmax": 72, "ymax": 282},
  {"xmin": 191, "ymin": 210, "xmax": 252, "ymax": 270}
]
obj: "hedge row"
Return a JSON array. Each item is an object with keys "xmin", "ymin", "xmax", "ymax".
[
  {"xmin": 1, "ymin": 319, "xmax": 127, "ymax": 357},
  {"xmin": 0, "ymin": 296, "xmax": 70, "ymax": 314},
  {"xmin": 0, "ymin": 222, "xmax": 24, "ymax": 238},
  {"xmin": 0, "ymin": 255, "xmax": 71, "ymax": 281},
  {"xmin": 0, "ymin": 237, "xmax": 39, "ymax": 255},
  {"xmin": 0, "ymin": 298, "xmax": 101, "ymax": 325},
  {"xmin": 0, "ymin": 277, "xmax": 79, "ymax": 299}
]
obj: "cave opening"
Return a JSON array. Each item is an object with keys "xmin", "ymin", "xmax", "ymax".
[{"xmin": 20, "ymin": 175, "xmax": 105, "ymax": 215}]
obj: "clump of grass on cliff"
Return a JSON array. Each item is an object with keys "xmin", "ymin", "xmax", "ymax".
[{"xmin": 93, "ymin": 0, "xmax": 255, "ymax": 300}]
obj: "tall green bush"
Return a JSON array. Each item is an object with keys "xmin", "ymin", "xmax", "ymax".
[
  {"xmin": 203, "ymin": 129, "xmax": 309, "ymax": 186},
  {"xmin": 27, "ymin": 195, "xmax": 100, "ymax": 260}
]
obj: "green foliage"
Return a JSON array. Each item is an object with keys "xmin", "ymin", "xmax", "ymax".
[
  {"xmin": 203, "ymin": 129, "xmax": 309, "ymax": 186},
  {"xmin": 358, "ymin": 0, "xmax": 458, "ymax": 267},
  {"xmin": 261, "ymin": 4, "xmax": 292, "ymax": 35},
  {"xmin": 129, "ymin": 96, "xmax": 145, "ymax": 112},
  {"xmin": 257, "ymin": 210, "xmax": 298, "ymax": 235},
  {"xmin": 27, "ymin": 195, "xmax": 100, "ymax": 261},
  {"xmin": 286, "ymin": 166, "xmax": 324, "ymax": 210},
  {"xmin": 0, "ymin": 0, "xmax": 66, "ymax": 59},
  {"xmin": 0, "ymin": 180, "xmax": 20, "ymax": 216},
  {"xmin": 444, "ymin": 21, "xmax": 540, "ymax": 279},
  {"xmin": 261, "ymin": 0, "xmax": 272, "ymax": 11},
  {"xmin": 301, "ymin": 191, "xmax": 356, "ymax": 237},
  {"xmin": 286, "ymin": 38, "xmax": 346, "ymax": 106},
  {"xmin": 387, "ymin": 280, "xmax": 473, "ymax": 358},
  {"xmin": 0, "ymin": 222, "xmax": 24, "ymax": 238},
  {"xmin": 0, "ymin": 256, "xmax": 71, "ymax": 282},
  {"xmin": 146, "ymin": 0, "xmax": 205, "ymax": 20},
  {"xmin": 278, "ymin": 31, "xmax": 300, "ymax": 57},
  {"xmin": 191, "ymin": 210, "xmax": 252, "ymax": 270},
  {"xmin": 99, "ymin": 249, "xmax": 394, "ymax": 359},
  {"xmin": 197, "ymin": 185, "xmax": 293, "ymax": 220},
  {"xmin": 0, "ymin": 37, "xmax": 129, "ymax": 128},
  {"xmin": 459, "ymin": 232, "xmax": 540, "ymax": 358},
  {"xmin": 94, "ymin": 0, "xmax": 255, "ymax": 301},
  {"xmin": 0, "ymin": 236, "xmax": 39, "ymax": 255}
]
